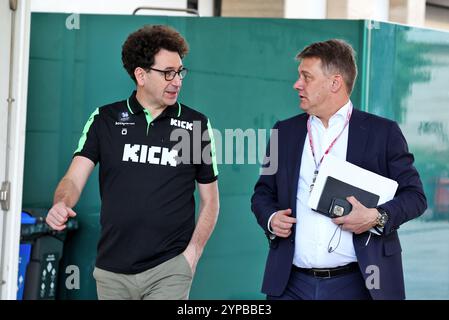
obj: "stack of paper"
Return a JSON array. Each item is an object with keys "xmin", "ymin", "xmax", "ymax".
[{"xmin": 308, "ymin": 154, "xmax": 398, "ymax": 210}]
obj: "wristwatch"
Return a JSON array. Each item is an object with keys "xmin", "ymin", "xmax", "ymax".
[{"xmin": 376, "ymin": 207, "xmax": 389, "ymax": 228}]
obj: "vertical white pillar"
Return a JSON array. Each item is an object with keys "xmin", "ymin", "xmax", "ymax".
[
  {"xmin": 390, "ymin": 0, "xmax": 426, "ymax": 27},
  {"xmin": 328, "ymin": 0, "xmax": 390, "ymax": 21},
  {"xmin": 284, "ymin": 0, "xmax": 327, "ymax": 18},
  {"xmin": 407, "ymin": 0, "xmax": 426, "ymax": 26},
  {"xmin": 198, "ymin": 0, "xmax": 214, "ymax": 16}
]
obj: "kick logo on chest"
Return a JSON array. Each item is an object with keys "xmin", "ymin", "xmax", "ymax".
[{"xmin": 122, "ymin": 144, "xmax": 178, "ymax": 167}]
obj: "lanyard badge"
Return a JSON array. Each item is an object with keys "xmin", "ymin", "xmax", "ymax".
[{"xmin": 307, "ymin": 105, "xmax": 352, "ymax": 193}]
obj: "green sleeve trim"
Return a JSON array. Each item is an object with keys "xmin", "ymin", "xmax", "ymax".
[
  {"xmin": 207, "ymin": 118, "xmax": 219, "ymax": 176},
  {"xmin": 74, "ymin": 108, "xmax": 99, "ymax": 154}
]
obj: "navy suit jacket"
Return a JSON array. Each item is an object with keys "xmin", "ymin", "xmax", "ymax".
[{"xmin": 251, "ymin": 108, "xmax": 427, "ymax": 300}]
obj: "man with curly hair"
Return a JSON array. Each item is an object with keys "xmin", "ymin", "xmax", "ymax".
[{"xmin": 45, "ymin": 25, "xmax": 219, "ymax": 300}]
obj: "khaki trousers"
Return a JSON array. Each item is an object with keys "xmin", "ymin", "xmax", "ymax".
[{"xmin": 93, "ymin": 253, "xmax": 193, "ymax": 300}]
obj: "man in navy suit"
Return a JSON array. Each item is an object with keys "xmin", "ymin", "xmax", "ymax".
[{"xmin": 251, "ymin": 39, "xmax": 426, "ymax": 300}]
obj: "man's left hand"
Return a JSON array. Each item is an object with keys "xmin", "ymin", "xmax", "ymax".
[
  {"xmin": 332, "ymin": 196, "xmax": 378, "ymax": 234},
  {"xmin": 182, "ymin": 244, "xmax": 200, "ymax": 275}
]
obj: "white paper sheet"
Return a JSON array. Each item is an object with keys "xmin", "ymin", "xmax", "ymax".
[{"xmin": 308, "ymin": 154, "xmax": 398, "ymax": 210}]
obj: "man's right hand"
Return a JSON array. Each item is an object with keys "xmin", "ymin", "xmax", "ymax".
[
  {"xmin": 270, "ymin": 209, "xmax": 297, "ymax": 238},
  {"xmin": 46, "ymin": 202, "xmax": 77, "ymax": 231}
]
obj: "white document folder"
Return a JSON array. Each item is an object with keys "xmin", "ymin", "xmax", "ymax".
[{"xmin": 308, "ymin": 154, "xmax": 398, "ymax": 210}]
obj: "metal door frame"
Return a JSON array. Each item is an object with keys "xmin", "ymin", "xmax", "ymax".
[{"xmin": 0, "ymin": 0, "xmax": 31, "ymax": 300}]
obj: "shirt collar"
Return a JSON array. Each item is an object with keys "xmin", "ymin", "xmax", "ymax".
[
  {"xmin": 333, "ymin": 100, "xmax": 352, "ymax": 120},
  {"xmin": 126, "ymin": 90, "xmax": 182, "ymax": 119},
  {"xmin": 311, "ymin": 100, "xmax": 352, "ymax": 126}
]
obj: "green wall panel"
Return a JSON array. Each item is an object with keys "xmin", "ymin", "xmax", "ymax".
[
  {"xmin": 366, "ymin": 22, "xmax": 449, "ymax": 220},
  {"xmin": 362, "ymin": 22, "xmax": 449, "ymax": 299}
]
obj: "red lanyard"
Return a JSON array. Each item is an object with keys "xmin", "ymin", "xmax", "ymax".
[{"xmin": 307, "ymin": 106, "xmax": 352, "ymax": 172}]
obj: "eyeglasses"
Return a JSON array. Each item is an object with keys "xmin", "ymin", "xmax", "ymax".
[{"xmin": 148, "ymin": 67, "xmax": 188, "ymax": 81}]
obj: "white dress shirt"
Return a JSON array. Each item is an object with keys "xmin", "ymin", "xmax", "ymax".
[{"xmin": 293, "ymin": 100, "xmax": 357, "ymax": 268}]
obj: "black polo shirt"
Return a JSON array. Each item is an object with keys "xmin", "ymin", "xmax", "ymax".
[{"xmin": 74, "ymin": 91, "xmax": 218, "ymax": 274}]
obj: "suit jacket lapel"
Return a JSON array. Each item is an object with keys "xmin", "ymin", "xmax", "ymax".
[
  {"xmin": 347, "ymin": 109, "xmax": 369, "ymax": 167},
  {"xmin": 347, "ymin": 109, "xmax": 372, "ymax": 250},
  {"xmin": 288, "ymin": 115, "xmax": 308, "ymax": 217}
]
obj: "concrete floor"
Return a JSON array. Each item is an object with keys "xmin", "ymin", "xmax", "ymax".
[{"xmin": 400, "ymin": 219, "xmax": 449, "ymax": 299}]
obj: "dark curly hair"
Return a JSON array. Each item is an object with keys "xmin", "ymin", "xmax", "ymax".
[
  {"xmin": 122, "ymin": 25, "xmax": 189, "ymax": 83},
  {"xmin": 296, "ymin": 39, "xmax": 357, "ymax": 94}
]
